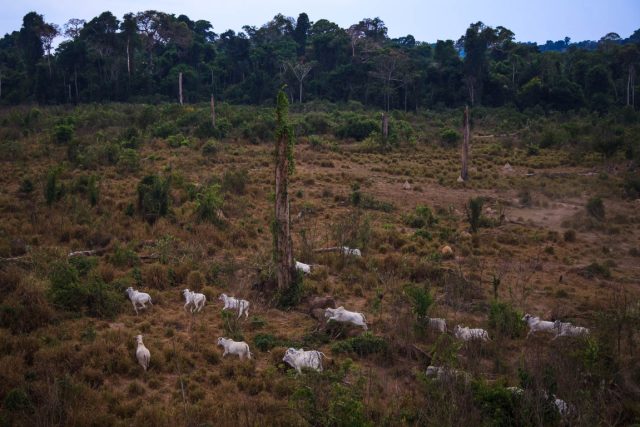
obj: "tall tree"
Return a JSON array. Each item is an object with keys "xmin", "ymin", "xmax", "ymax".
[
  {"xmin": 293, "ymin": 13, "xmax": 310, "ymax": 57},
  {"xmin": 274, "ymin": 88, "xmax": 295, "ymax": 291}
]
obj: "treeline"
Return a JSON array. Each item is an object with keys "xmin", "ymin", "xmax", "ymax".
[{"xmin": 0, "ymin": 10, "xmax": 639, "ymax": 111}]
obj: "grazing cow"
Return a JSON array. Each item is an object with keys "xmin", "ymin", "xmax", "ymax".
[
  {"xmin": 553, "ymin": 320, "xmax": 590, "ymax": 339},
  {"xmin": 217, "ymin": 337, "xmax": 252, "ymax": 360},
  {"xmin": 183, "ymin": 289, "xmax": 206, "ymax": 313},
  {"xmin": 126, "ymin": 287, "xmax": 153, "ymax": 315},
  {"xmin": 135, "ymin": 335, "xmax": 151, "ymax": 371},
  {"xmin": 341, "ymin": 247, "xmax": 362, "ymax": 257},
  {"xmin": 295, "ymin": 261, "xmax": 312, "ymax": 274},
  {"xmin": 218, "ymin": 294, "xmax": 250, "ymax": 319},
  {"xmin": 425, "ymin": 365, "xmax": 471, "ymax": 383},
  {"xmin": 325, "ymin": 307, "xmax": 367, "ymax": 330},
  {"xmin": 454, "ymin": 325, "xmax": 490, "ymax": 341},
  {"xmin": 522, "ymin": 314, "xmax": 556, "ymax": 337},
  {"xmin": 427, "ymin": 317, "xmax": 447, "ymax": 333},
  {"xmin": 282, "ymin": 348, "xmax": 325, "ymax": 374}
]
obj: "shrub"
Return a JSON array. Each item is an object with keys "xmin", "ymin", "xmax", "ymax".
[
  {"xmin": 466, "ymin": 197, "xmax": 484, "ymax": 233},
  {"xmin": 403, "ymin": 283, "xmax": 433, "ymax": 320},
  {"xmin": 44, "ymin": 167, "xmax": 64, "ymax": 206},
  {"xmin": 488, "ymin": 301, "xmax": 526, "ymax": 339},
  {"xmin": 137, "ymin": 175, "xmax": 170, "ymax": 223},
  {"xmin": 201, "ymin": 140, "xmax": 219, "ymax": 157},
  {"xmin": 623, "ymin": 174, "xmax": 640, "ymax": 199},
  {"xmin": 440, "ymin": 128, "xmax": 460, "ymax": 146},
  {"xmin": 221, "ymin": 169, "xmax": 249, "ymax": 195},
  {"xmin": 580, "ymin": 262, "xmax": 611, "ymax": 279},
  {"xmin": 195, "ymin": 184, "xmax": 224, "ymax": 224},
  {"xmin": 336, "ymin": 114, "xmax": 378, "ymax": 141},
  {"xmin": 586, "ymin": 197, "xmax": 605, "ymax": 221},
  {"xmin": 405, "ymin": 205, "xmax": 437, "ymax": 228},
  {"xmin": 19, "ymin": 178, "xmax": 34, "ymax": 194},
  {"xmin": 563, "ymin": 229, "xmax": 576, "ymax": 242},
  {"xmin": 49, "ymin": 261, "xmax": 85, "ymax": 311},
  {"xmin": 331, "ymin": 333, "xmax": 389, "ymax": 357},
  {"xmin": 117, "ymin": 148, "xmax": 140, "ymax": 173},
  {"xmin": 120, "ymin": 127, "xmax": 140, "ymax": 149},
  {"xmin": 254, "ymin": 333, "xmax": 278, "ymax": 352},
  {"xmin": 0, "ymin": 277, "xmax": 54, "ymax": 333},
  {"xmin": 52, "ymin": 123, "xmax": 74, "ymax": 144},
  {"xmin": 167, "ymin": 133, "xmax": 191, "ymax": 148}
]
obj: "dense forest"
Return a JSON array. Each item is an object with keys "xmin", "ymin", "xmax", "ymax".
[{"xmin": 0, "ymin": 10, "xmax": 639, "ymax": 110}]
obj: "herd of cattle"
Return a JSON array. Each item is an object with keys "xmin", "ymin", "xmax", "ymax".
[{"xmin": 126, "ymin": 277, "xmax": 590, "ymax": 418}]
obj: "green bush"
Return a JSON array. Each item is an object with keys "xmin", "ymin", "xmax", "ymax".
[
  {"xmin": 405, "ymin": 205, "xmax": 437, "ymax": 228},
  {"xmin": 472, "ymin": 381, "xmax": 520, "ymax": 427},
  {"xmin": 49, "ymin": 261, "xmax": 85, "ymax": 311},
  {"xmin": 44, "ymin": 167, "xmax": 64, "ymax": 206},
  {"xmin": 466, "ymin": 197, "xmax": 484, "ymax": 233},
  {"xmin": 336, "ymin": 114, "xmax": 378, "ymax": 141},
  {"xmin": 488, "ymin": 301, "xmax": 526, "ymax": 339},
  {"xmin": 166, "ymin": 133, "xmax": 191, "ymax": 148},
  {"xmin": 586, "ymin": 197, "xmax": 605, "ymax": 221},
  {"xmin": 440, "ymin": 128, "xmax": 460, "ymax": 146},
  {"xmin": 403, "ymin": 284, "xmax": 433, "ymax": 320},
  {"xmin": 52, "ymin": 123, "xmax": 74, "ymax": 144},
  {"xmin": 137, "ymin": 175, "xmax": 170, "ymax": 224},
  {"xmin": 117, "ymin": 148, "xmax": 140, "ymax": 173},
  {"xmin": 331, "ymin": 333, "xmax": 389, "ymax": 357},
  {"xmin": 221, "ymin": 169, "xmax": 249, "ymax": 195},
  {"xmin": 201, "ymin": 140, "xmax": 219, "ymax": 157},
  {"xmin": 253, "ymin": 333, "xmax": 278, "ymax": 352},
  {"xmin": 195, "ymin": 184, "xmax": 224, "ymax": 223}
]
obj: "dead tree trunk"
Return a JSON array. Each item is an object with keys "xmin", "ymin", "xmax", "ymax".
[
  {"xmin": 460, "ymin": 105, "xmax": 470, "ymax": 181},
  {"xmin": 210, "ymin": 95, "xmax": 216, "ymax": 127},
  {"xmin": 274, "ymin": 89, "xmax": 295, "ymax": 290},
  {"xmin": 382, "ymin": 113, "xmax": 389, "ymax": 140},
  {"xmin": 179, "ymin": 72, "xmax": 183, "ymax": 105}
]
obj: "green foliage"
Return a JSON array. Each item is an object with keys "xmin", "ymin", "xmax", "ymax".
[
  {"xmin": 276, "ymin": 88, "xmax": 295, "ymax": 175},
  {"xmin": 117, "ymin": 148, "xmax": 140, "ymax": 173},
  {"xmin": 52, "ymin": 123, "xmax": 74, "ymax": 144},
  {"xmin": 488, "ymin": 301, "xmax": 526, "ymax": 339},
  {"xmin": 3, "ymin": 388, "xmax": 32, "ymax": 412},
  {"xmin": 586, "ymin": 197, "xmax": 605, "ymax": 221},
  {"xmin": 466, "ymin": 197, "xmax": 484, "ymax": 233},
  {"xmin": 136, "ymin": 175, "xmax": 170, "ymax": 224},
  {"xmin": 253, "ymin": 333, "xmax": 278, "ymax": 352},
  {"xmin": 166, "ymin": 133, "xmax": 191, "ymax": 148},
  {"xmin": 221, "ymin": 169, "xmax": 249, "ymax": 194},
  {"xmin": 440, "ymin": 128, "xmax": 460, "ymax": 146},
  {"xmin": 195, "ymin": 184, "xmax": 224, "ymax": 224},
  {"xmin": 331, "ymin": 332, "xmax": 389, "ymax": 357},
  {"xmin": 201, "ymin": 140, "xmax": 219, "ymax": 157},
  {"xmin": 44, "ymin": 167, "xmax": 64, "ymax": 206},
  {"xmin": 403, "ymin": 283, "xmax": 433, "ymax": 319},
  {"xmin": 19, "ymin": 178, "xmax": 34, "ymax": 194},
  {"xmin": 336, "ymin": 114, "xmax": 378, "ymax": 141},
  {"xmin": 472, "ymin": 381, "xmax": 520, "ymax": 427},
  {"xmin": 48, "ymin": 261, "xmax": 121, "ymax": 317},
  {"xmin": 277, "ymin": 273, "xmax": 304, "ymax": 309},
  {"xmin": 405, "ymin": 204, "xmax": 437, "ymax": 228}
]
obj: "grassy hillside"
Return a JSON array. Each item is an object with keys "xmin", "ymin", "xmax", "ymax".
[{"xmin": 0, "ymin": 103, "xmax": 639, "ymax": 426}]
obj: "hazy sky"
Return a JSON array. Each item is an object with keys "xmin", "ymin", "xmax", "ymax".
[{"xmin": 2, "ymin": 0, "xmax": 639, "ymax": 44}]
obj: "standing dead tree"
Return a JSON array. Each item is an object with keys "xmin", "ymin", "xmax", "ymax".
[
  {"xmin": 286, "ymin": 61, "xmax": 313, "ymax": 103},
  {"xmin": 274, "ymin": 88, "xmax": 295, "ymax": 291},
  {"xmin": 460, "ymin": 106, "xmax": 470, "ymax": 182},
  {"xmin": 210, "ymin": 94, "xmax": 216, "ymax": 127},
  {"xmin": 178, "ymin": 72, "xmax": 183, "ymax": 105}
]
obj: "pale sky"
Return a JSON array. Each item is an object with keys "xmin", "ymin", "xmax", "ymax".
[{"xmin": 2, "ymin": 0, "xmax": 639, "ymax": 44}]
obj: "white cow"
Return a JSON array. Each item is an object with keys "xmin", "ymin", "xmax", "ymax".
[
  {"xmin": 553, "ymin": 320, "xmax": 590, "ymax": 339},
  {"xmin": 454, "ymin": 325, "xmax": 490, "ymax": 341},
  {"xmin": 135, "ymin": 335, "xmax": 151, "ymax": 371},
  {"xmin": 282, "ymin": 348, "xmax": 325, "ymax": 374},
  {"xmin": 183, "ymin": 289, "xmax": 206, "ymax": 313},
  {"xmin": 522, "ymin": 314, "xmax": 556, "ymax": 337},
  {"xmin": 295, "ymin": 261, "xmax": 312, "ymax": 274},
  {"xmin": 126, "ymin": 287, "xmax": 153, "ymax": 315},
  {"xmin": 218, "ymin": 294, "xmax": 250, "ymax": 319},
  {"xmin": 425, "ymin": 365, "xmax": 471, "ymax": 383},
  {"xmin": 427, "ymin": 317, "xmax": 447, "ymax": 333},
  {"xmin": 325, "ymin": 307, "xmax": 367, "ymax": 330},
  {"xmin": 217, "ymin": 337, "xmax": 252, "ymax": 360},
  {"xmin": 342, "ymin": 247, "xmax": 362, "ymax": 257}
]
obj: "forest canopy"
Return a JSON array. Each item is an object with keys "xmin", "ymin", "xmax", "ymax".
[{"xmin": 0, "ymin": 10, "xmax": 638, "ymax": 111}]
